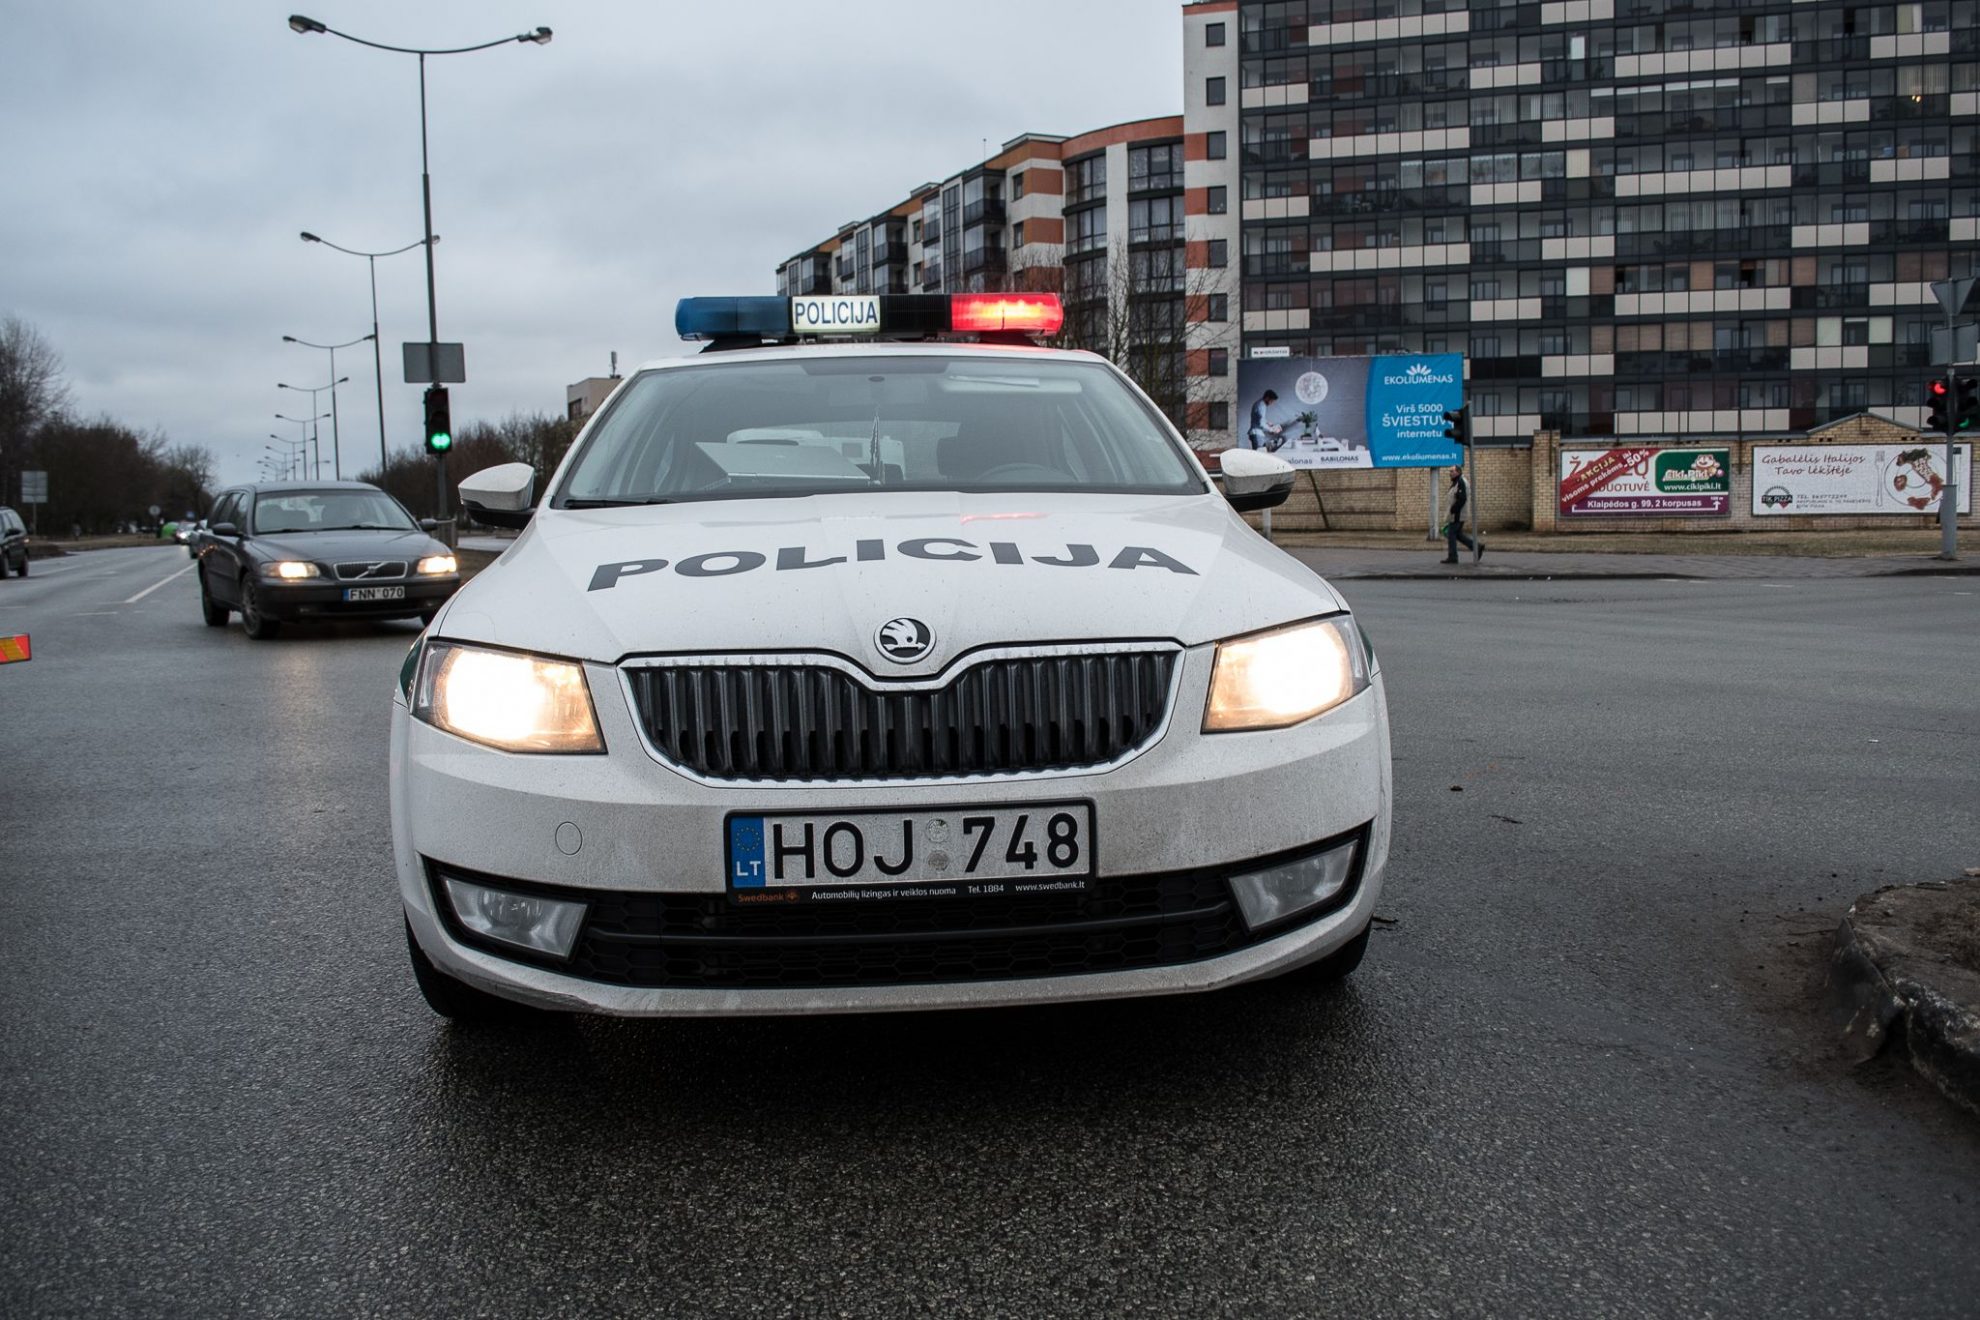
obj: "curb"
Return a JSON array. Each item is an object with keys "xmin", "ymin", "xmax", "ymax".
[{"xmin": 1828, "ymin": 880, "xmax": 1980, "ymax": 1119}]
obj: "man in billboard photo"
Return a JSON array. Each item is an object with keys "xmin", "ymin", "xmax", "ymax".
[
  {"xmin": 1442, "ymin": 465, "xmax": 1483, "ymax": 564},
  {"xmin": 1246, "ymin": 388, "xmax": 1285, "ymax": 451}
]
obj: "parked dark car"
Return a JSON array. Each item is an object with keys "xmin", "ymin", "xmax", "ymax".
[
  {"xmin": 192, "ymin": 481, "xmax": 460, "ymax": 638},
  {"xmin": 0, "ymin": 507, "xmax": 27, "ymax": 577}
]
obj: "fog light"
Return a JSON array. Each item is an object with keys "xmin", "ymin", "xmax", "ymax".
[
  {"xmin": 443, "ymin": 877, "xmax": 586, "ymax": 958},
  {"xmin": 1227, "ymin": 837, "xmax": 1358, "ymax": 932}
]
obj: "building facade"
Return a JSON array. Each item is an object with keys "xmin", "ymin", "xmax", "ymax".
[
  {"xmin": 775, "ymin": 114, "xmax": 1242, "ymax": 443},
  {"xmin": 774, "ymin": 1, "xmax": 1975, "ymax": 450},
  {"xmin": 1232, "ymin": 0, "xmax": 1979, "ymax": 440}
]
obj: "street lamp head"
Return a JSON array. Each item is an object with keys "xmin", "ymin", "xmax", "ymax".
[
  {"xmin": 288, "ymin": 15, "xmax": 327, "ymax": 34},
  {"xmin": 282, "ymin": 335, "xmax": 298, "ymax": 344},
  {"xmin": 336, "ymin": 376, "xmax": 351, "ymax": 385},
  {"xmin": 522, "ymin": 26, "xmax": 553, "ymax": 44},
  {"xmin": 300, "ymin": 232, "xmax": 321, "ymax": 244}
]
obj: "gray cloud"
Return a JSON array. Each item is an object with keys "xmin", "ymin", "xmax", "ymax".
[{"xmin": 1, "ymin": 0, "xmax": 1181, "ymax": 485}]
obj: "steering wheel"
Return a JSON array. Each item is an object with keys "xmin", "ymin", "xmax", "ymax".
[{"xmin": 972, "ymin": 462, "xmax": 1070, "ymax": 483}]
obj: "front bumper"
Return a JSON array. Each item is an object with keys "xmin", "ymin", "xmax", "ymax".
[
  {"xmin": 261, "ymin": 575, "xmax": 458, "ymax": 620},
  {"xmin": 390, "ymin": 651, "xmax": 1392, "ymax": 1016}
]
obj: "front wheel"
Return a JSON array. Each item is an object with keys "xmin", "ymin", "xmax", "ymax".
[
  {"xmin": 239, "ymin": 576, "xmax": 280, "ymax": 639},
  {"xmin": 12, "ymin": 555, "xmax": 24, "ymax": 578},
  {"xmin": 405, "ymin": 920, "xmax": 547, "ymax": 1026},
  {"xmin": 199, "ymin": 570, "xmax": 228, "ymax": 626},
  {"xmin": 1278, "ymin": 922, "xmax": 1371, "ymax": 987}
]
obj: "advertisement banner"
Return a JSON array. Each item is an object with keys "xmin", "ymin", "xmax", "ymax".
[
  {"xmin": 1751, "ymin": 443, "xmax": 1972, "ymax": 516},
  {"xmin": 1558, "ymin": 447, "xmax": 1730, "ymax": 517},
  {"xmin": 1235, "ymin": 353, "xmax": 1463, "ymax": 469}
]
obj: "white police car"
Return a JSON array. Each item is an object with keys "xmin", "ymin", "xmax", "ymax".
[{"xmin": 391, "ymin": 291, "xmax": 1391, "ymax": 1021}]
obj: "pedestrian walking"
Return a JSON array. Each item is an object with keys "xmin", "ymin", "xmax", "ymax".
[{"xmin": 1441, "ymin": 465, "xmax": 1483, "ymax": 564}]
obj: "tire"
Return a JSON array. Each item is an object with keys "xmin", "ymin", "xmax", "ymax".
[
  {"xmin": 199, "ymin": 570, "xmax": 228, "ymax": 627},
  {"xmin": 405, "ymin": 920, "xmax": 545, "ymax": 1026},
  {"xmin": 239, "ymin": 576, "xmax": 280, "ymax": 639},
  {"xmin": 13, "ymin": 555, "xmax": 24, "ymax": 578},
  {"xmin": 0, "ymin": 555, "xmax": 10, "ymax": 578},
  {"xmin": 1279, "ymin": 922, "xmax": 1371, "ymax": 987}
]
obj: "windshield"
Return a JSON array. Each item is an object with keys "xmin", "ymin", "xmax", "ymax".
[
  {"xmin": 555, "ymin": 355, "xmax": 1207, "ymax": 506},
  {"xmin": 252, "ymin": 490, "xmax": 417, "ymax": 534}
]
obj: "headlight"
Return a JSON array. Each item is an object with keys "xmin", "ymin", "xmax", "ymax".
[
  {"xmin": 416, "ymin": 554, "xmax": 458, "ymax": 576},
  {"xmin": 264, "ymin": 560, "xmax": 320, "ymax": 580},
  {"xmin": 1203, "ymin": 616, "xmax": 1369, "ymax": 733},
  {"xmin": 413, "ymin": 641, "xmax": 603, "ymax": 753}
]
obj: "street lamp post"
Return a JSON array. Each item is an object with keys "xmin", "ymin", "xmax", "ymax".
[
  {"xmin": 299, "ymin": 232, "xmax": 437, "ymax": 478},
  {"xmin": 275, "ymin": 412, "xmax": 331, "ymax": 478},
  {"xmin": 267, "ymin": 436, "xmax": 306, "ymax": 481},
  {"xmin": 282, "ymin": 335, "xmax": 371, "ymax": 479},
  {"xmin": 288, "ymin": 15, "xmax": 551, "ymax": 516},
  {"xmin": 279, "ymin": 382, "xmax": 345, "ymax": 477}
]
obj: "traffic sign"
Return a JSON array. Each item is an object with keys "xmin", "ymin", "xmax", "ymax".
[
  {"xmin": 20, "ymin": 470, "xmax": 46, "ymax": 504},
  {"xmin": 403, "ymin": 341, "xmax": 466, "ymax": 384},
  {"xmin": 147, "ymin": 504, "xmax": 161, "ymax": 517}
]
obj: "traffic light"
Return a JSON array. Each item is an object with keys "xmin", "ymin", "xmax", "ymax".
[
  {"xmin": 1928, "ymin": 378, "xmax": 1951, "ymax": 433},
  {"xmin": 423, "ymin": 387, "xmax": 452, "ymax": 455},
  {"xmin": 1443, "ymin": 405, "xmax": 1471, "ymax": 448},
  {"xmin": 1957, "ymin": 374, "xmax": 1980, "ymax": 433}
]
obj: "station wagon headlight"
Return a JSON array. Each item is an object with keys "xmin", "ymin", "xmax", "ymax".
[
  {"xmin": 264, "ymin": 560, "xmax": 320, "ymax": 580},
  {"xmin": 416, "ymin": 554, "xmax": 457, "ymax": 576},
  {"xmin": 1203, "ymin": 617, "xmax": 1369, "ymax": 733},
  {"xmin": 413, "ymin": 641, "xmax": 604, "ymax": 753}
]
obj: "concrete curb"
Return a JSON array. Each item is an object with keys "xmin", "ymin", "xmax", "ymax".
[{"xmin": 1829, "ymin": 879, "xmax": 1980, "ymax": 1119}]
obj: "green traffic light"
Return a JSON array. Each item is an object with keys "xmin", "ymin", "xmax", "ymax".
[{"xmin": 429, "ymin": 432, "xmax": 452, "ymax": 452}]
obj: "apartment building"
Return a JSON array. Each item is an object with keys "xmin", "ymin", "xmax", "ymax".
[
  {"xmin": 1233, "ymin": 0, "xmax": 1978, "ymax": 439},
  {"xmin": 778, "ymin": 1, "xmax": 1974, "ymax": 447},
  {"xmin": 774, "ymin": 109, "xmax": 1242, "ymax": 442}
]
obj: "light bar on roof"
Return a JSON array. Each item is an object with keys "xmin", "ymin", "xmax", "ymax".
[{"xmin": 675, "ymin": 293, "xmax": 1063, "ymax": 342}]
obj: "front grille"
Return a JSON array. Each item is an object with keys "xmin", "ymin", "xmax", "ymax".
[
  {"xmin": 427, "ymin": 830, "xmax": 1365, "ymax": 991},
  {"xmin": 334, "ymin": 560, "xmax": 407, "ymax": 581},
  {"xmin": 625, "ymin": 650, "xmax": 1179, "ymax": 782}
]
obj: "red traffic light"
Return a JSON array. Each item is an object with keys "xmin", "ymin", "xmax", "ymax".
[{"xmin": 1930, "ymin": 379, "xmax": 1950, "ymax": 398}]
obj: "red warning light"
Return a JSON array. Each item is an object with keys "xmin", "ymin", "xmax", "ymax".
[{"xmin": 949, "ymin": 293, "xmax": 1064, "ymax": 337}]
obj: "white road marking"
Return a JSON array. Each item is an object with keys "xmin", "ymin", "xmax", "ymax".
[{"xmin": 121, "ymin": 562, "xmax": 197, "ymax": 605}]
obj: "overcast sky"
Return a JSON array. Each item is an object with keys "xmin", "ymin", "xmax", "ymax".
[{"xmin": 2, "ymin": 1, "xmax": 1183, "ymax": 487}]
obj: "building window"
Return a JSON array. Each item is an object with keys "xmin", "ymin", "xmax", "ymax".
[
  {"xmin": 1011, "ymin": 172, "xmax": 1025, "ymax": 201},
  {"xmin": 1207, "ymin": 239, "xmax": 1228, "ymax": 267},
  {"xmin": 1209, "ymin": 400, "xmax": 1230, "ymax": 430},
  {"xmin": 1209, "ymin": 348, "xmax": 1230, "ymax": 377},
  {"xmin": 1129, "ymin": 195, "xmax": 1182, "ymax": 244},
  {"xmin": 1207, "ymin": 293, "xmax": 1229, "ymax": 321},
  {"xmin": 1065, "ymin": 152, "xmax": 1106, "ymax": 207},
  {"xmin": 1207, "ymin": 185, "xmax": 1227, "ymax": 214},
  {"xmin": 1129, "ymin": 142, "xmax": 1182, "ymax": 191},
  {"xmin": 1206, "ymin": 21, "xmax": 1225, "ymax": 47},
  {"xmin": 1207, "ymin": 77, "xmax": 1226, "ymax": 106},
  {"xmin": 1206, "ymin": 131, "xmax": 1227, "ymax": 160}
]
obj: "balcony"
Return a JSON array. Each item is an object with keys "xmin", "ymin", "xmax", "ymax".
[
  {"xmin": 961, "ymin": 246, "xmax": 1008, "ymax": 276},
  {"xmin": 962, "ymin": 198, "xmax": 1006, "ymax": 228},
  {"xmin": 920, "ymin": 220, "xmax": 942, "ymax": 245},
  {"xmin": 797, "ymin": 271, "xmax": 831, "ymax": 295},
  {"xmin": 870, "ymin": 241, "xmax": 909, "ymax": 265}
]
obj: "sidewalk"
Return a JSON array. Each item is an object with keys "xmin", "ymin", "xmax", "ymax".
[{"xmin": 1285, "ymin": 545, "xmax": 1980, "ymax": 580}]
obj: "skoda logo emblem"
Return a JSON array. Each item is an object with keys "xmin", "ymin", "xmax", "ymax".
[{"xmin": 875, "ymin": 617, "xmax": 934, "ymax": 664}]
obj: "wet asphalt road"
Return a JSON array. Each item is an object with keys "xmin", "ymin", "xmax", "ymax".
[{"xmin": 3, "ymin": 545, "xmax": 1979, "ymax": 1318}]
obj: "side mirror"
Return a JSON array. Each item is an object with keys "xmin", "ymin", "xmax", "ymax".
[
  {"xmin": 209, "ymin": 521, "xmax": 241, "ymax": 538},
  {"xmin": 459, "ymin": 462, "xmax": 536, "ymax": 531},
  {"xmin": 419, "ymin": 518, "xmax": 439, "ymax": 531},
  {"xmin": 1217, "ymin": 449, "xmax": 1296, "ymax": 513}
]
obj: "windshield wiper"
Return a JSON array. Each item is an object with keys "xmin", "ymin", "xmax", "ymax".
[
  {"xmin": 562, "ymin": 497, "xmax": 677, "ymax": 508},
  {"xmin": 308, "ymin": 523, "xmax": 410, "ymax": 531}
]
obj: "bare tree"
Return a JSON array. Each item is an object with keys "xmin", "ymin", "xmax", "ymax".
[
  {"xmin": 159, "ymin": 443, "xmax": 219, "ymax": 519},
  {"xmin": 0, "ymin": 315, "xmax": 71, "ymax": 506},
  {"xmin": 1008, "ymin": 244, "xmax": 1234, "ymax": 449},
  {"xmin": 359, "ymin": 411, "xmax": 578, "ymax": 518}
]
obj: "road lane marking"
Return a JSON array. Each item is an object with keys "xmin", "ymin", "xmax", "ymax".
[{"xmin": 122, "ymin": 562, "xmax": 197, "ymax": 605}]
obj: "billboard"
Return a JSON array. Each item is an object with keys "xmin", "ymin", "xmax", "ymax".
[
  {"xmin": 1235, "ymin": 354, "xmax": 1464, "ymax": 469},
  {"xmin": 1558, "ymin": 447, "xmax": 1730, "ymax": 517},
  {"xmin": 1751, "ymin": 443, "xmax": 1972, "ymax": 517}
]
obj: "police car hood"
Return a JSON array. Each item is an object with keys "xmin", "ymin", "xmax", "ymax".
[{"xmin": 441, "ymin": 491, "xmax": 1346, "ymax": 672}]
